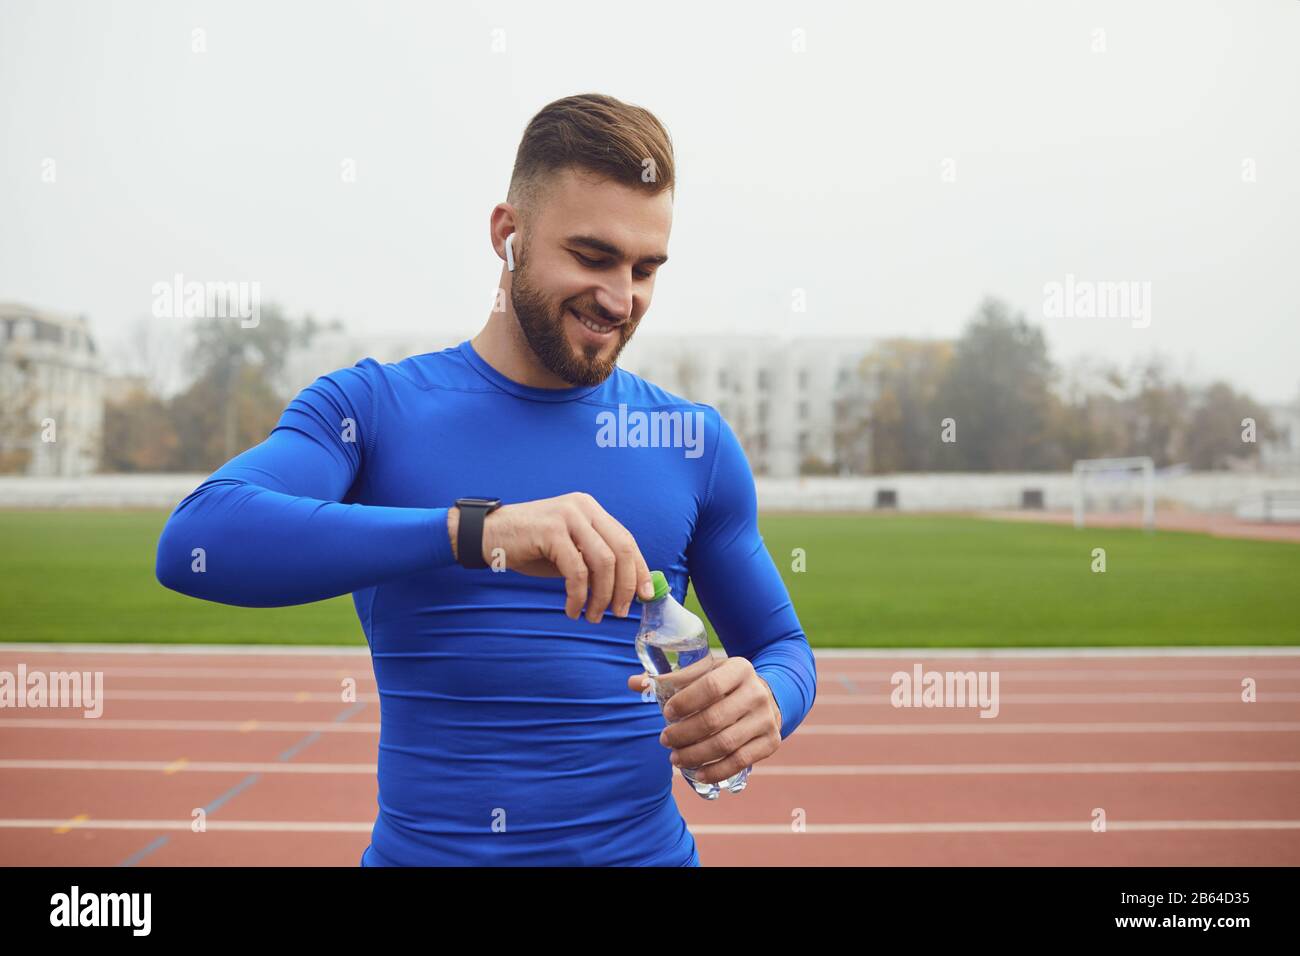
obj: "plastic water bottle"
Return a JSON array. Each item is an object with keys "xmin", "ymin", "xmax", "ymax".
[{"xmin": 635, "ymin": 570, "xmax": 750, "ymax": 799}]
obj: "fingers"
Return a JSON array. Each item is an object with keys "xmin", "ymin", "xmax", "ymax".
[
  {"xmin": 524, "ymin": 492, "xmax": 654, "ymax": 623},
  {"xmin": 650, "ymin": 654, "xmax": 715, "ymax": 704},
  {"xmin": 544, "ymin": 520, "xmax": 589, "ymax": 620},
  {"xmin": 673, "ymin": 712, "xmax": 770, "ymax": 777},
  {"xmin": 634, "ymin": 659, "xmax": 781, "ymax": 783},
  {"xmin": 661, "ymin": 666, "xmax": 781, "ymax": 778},
  {"xmin": 619, "ymin": 521, "xmax": 654, "ymax": 602},
  {"xmin": 564, "ymin": 507, "xmax": 616, "ymax": 623},
  {"xmin": 634, "ymin": 550, "xmax": 653, "ymax": 601},
  {"xmin": 662, "ymin": 656, "xmax": 745, "ymax": 723},
  {"xmin": 570, "ymin": 493, "xmax": 651, "ymax": 621},
  {"xmin": 588, "ymin": 510, "xmax": 643, "ymax": 618},
  {"xmin": 687, "ymin": 732, "xmax": 773, "ymax": 786},
  {"xmin": 661, "ymin": 682, "xmax": 753, "ymax": 755}
]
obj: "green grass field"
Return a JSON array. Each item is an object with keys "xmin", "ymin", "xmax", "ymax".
[{"xmin": 1, "ymin": 510, "xmax": 1297, "ymax": 647}]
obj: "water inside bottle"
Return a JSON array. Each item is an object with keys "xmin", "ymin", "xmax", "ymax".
[{"xmin": 636, "ymin": 595, "xmax": 751, "ymax": 799}]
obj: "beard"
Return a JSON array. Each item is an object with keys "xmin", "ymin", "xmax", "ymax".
[{"xmin": 510, "ymin": 255, "xmax": 637, "ymax": 387}]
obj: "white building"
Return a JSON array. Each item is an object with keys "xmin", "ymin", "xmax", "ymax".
[
  {"xmin": 1261, "ymin": 394, "xmax": 1300, "ymax": 474},
  {"xmin": 278, "ymin": 328, "xmax": 462, "ymax": 398},
  {"xmin": 279, "ymin": 330, "xmax": 880, "ymax": 478},
  {"xmin": 618, "ymin": 334, "xmax": 876, "ymax": 477},
  {"xmin": 0, "ymin": 303, "xmax": 104, "ymax": 476}
]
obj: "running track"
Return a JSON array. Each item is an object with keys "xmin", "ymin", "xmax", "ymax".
[{"xmin": 1, "ymin": 644, "xmax": 1298, "ymax": 866}]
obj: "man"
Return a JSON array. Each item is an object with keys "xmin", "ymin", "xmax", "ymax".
[{"xmin": 156, "ymin": 92, "xmax": 817, "ymax": 866}]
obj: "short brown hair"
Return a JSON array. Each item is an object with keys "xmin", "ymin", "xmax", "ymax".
[{"xmin": 507, "ymin": 93, "xmax": 675, "ymax": 220}]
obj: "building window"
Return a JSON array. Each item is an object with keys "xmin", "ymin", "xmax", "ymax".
[
  {"xmin": 757, "ymin": 369, "xmax": 770, "ymax": 390},
  {"xmin": 798, "ymin": 369, "xmax": 808, "ymax": 390},
  {"xmin": 798, "ymin": 401, "xmax": 809, "ymax": 420}
]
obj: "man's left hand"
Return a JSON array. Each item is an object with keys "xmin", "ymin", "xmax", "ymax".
[{"xmin": 626, "ymin": 657, "xmax": 783, "ymax": 785}]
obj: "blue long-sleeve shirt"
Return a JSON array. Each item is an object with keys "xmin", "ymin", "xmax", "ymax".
[{"xmin": 155, "ymin": 340, "xmax": 818, "ymax": 866}]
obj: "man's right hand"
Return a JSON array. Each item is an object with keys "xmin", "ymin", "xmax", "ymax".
[{"xmin": 447, "ymin": 492, "xmax": 655, "ymax": 623}]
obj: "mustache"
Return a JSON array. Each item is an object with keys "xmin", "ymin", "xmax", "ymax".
[{"xmin": 568, "ymin": 304, "xmax": 626, "ymax": 326}]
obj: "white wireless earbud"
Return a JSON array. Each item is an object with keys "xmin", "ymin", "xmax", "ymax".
[{"xmin": 504, "ymin": 233, "xmax": 516, "ymax": 272}]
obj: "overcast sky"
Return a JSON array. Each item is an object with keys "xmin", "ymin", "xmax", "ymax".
[{"xmin": 2, "ymin": 0, "xmax": 1297, "ymax": 402}]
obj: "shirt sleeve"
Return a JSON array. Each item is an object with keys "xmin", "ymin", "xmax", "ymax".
[
  {"xmin": 684, "ymin": 409, "xmax": 818, "ymax": 739},
  {"xmin": 154, "ymin": 359, "xmax": 456, "ymax": 608}
]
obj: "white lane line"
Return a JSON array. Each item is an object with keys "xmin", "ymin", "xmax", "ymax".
[
  {"xmin": 2, "ymin": 665, "xmax": 1294, "ymax": 684},
  {"xmin": 0, "ymin": 764, "xmax": 379, "ymax": 780},
  {"xmin": 3, "ymin": 759, "xmax": 1298, "ymax": 776},
  {"xmin": 818, "ymin": 670, "xmax": 1300, "ymax": 682},
  {"xmin": 2, "ymin": 684, "xmax": 1293, "ymax": 706},
  {"xmin": 0, "ymin": 666, "xmax": 375, "ymax": 680},
  {"xmin": 1, "ymin": 818, "xmax": 1296, "ymax": 834},
  {"xmin": 6, "ymin": 644, "xmax": 1296, "ymax": 659},
  {"xmin": 3, "ymin": 718, "xmax": 1298, "ymax": 735},
  {"xmin": 813, "ymin": 692, "xmax": 1300, "ymax": 704},
  {"xmin": 9, "ymin": 689, "xmax": 1285, "ymax": 708},
  {"xmin": 0, "ymin": 759, "xmax": 377, "ymax": 774},
  {"xmin": 5, "ymin": 663, "xmax": 1297, "ymax": 684},
  {"xmin": 0, "ymin": 643, "xmax": 370, "ymax": 657},
  {"xmin": 0, "ymin": 718, "xmax": 380, "ymax": 732},
  {"xmin": 811, "ymin": 648, "xmax": 1300, "ymax": 659},
  {"xmin": 799, "ymin": 721, "xmax": 1300, "ymax": 735},
  {"xmin": 690, "ymin": 821, "xmax": 1300, "ymax": 834},
  {"xmin": 86, "ymin": 690, "xmax": 380, "ymax": 703},
  {"xmin": 70, "ymin": 689, "xmax": 1300, "ymax": 707},
  {"xmin": 756, "ymin": 761, "xmax": 1300, "ymax": 775},
  {"xmin": 0, "ymin": 819, "xmax": 373, "ymax": 832}
]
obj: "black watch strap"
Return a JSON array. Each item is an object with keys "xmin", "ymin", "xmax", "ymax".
[{"xmin": 455, "ymin": 497, "xmax": 502, "ymax": 569}]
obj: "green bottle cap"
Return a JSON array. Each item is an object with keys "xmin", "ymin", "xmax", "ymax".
[{"xmin": 638, "ymin": 569, "xmax": 671, "ymax": 603}]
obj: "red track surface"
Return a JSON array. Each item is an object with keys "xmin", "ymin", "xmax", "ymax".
[{"xmin": 2, "ymin": 646, "xmax": 1298, "ymax": 866}]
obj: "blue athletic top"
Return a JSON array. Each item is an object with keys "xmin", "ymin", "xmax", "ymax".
[{"xmin": 155, "ymin": 340, "xmax": 818, "ymax": 866}]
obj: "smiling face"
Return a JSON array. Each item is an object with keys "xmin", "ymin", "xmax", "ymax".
[{"xmin": 509, "ymin": 167, "xmax": 672, "ymax": 386}]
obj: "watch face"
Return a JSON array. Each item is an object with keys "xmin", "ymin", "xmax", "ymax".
[{"xmin": 457, "ymin": 497, "xmax": 501, "ymax": 508}]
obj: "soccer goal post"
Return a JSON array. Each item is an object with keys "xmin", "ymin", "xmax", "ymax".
[{"xmin": 1072, "ymin": 456, "xmax": 1155, "ymax": 531}]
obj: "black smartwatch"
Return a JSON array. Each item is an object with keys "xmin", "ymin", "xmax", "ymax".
[{"xmin": 454, "ymin": 497, "xmax": 502, "ymax": 569}]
